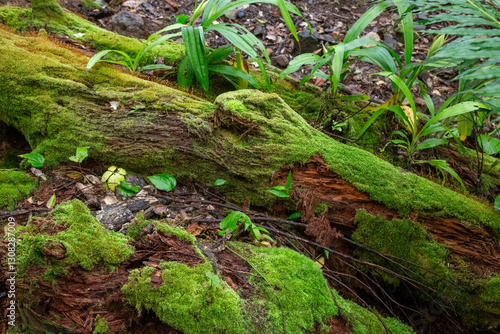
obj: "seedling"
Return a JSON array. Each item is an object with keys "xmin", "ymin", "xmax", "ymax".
[
  {"xmin": 205, "ymin": 271, "xmax": 220, "ymax": 288},
  {"xmin": 219, "ymin": 211, "xmax": 273, "ymax": 242},
  {"xmin": 19, "ymin": 152, "xmax": 45, "ymax": 168},
  {"xmin": 69, "ymin": 146, "xmax": 90, "ymax": 164},
  {"xmin": 214, "ymin": 179, "xmax": 227, "ymax": 186},
  {"xmin": 268, "ymin": 171, "xmax": 292, "ymax": 198},
  {"xmin": 130, "ymin": 105, "xmax": 145, "ymax": 112},
  {"xmin": 101, "ymin": 166, "xmax": 127, "ymax": 191},
  {"xmin": 118, "ymin": 181, "xmax": 140, "ymax": 199},
  {"xmin": 148, "ymin": 174, "xmax": 177, "ymax": 192}
]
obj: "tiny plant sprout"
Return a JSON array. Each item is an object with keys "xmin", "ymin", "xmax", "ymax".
[
  {"xmin": 268, "ymin": 171, "xmax": 292, "ymax": 198},
  {"xmin": 69, "ymin": 146, "xmax": 90, "ymax": 164},
  {"xmin": 148, "ymin": 174, "xmax": 177, "ymax": 192},
  {"xmin": 19, "ymin": 152, "xmax": 45, "ymax": 168},
  {"xmin": 214, "ymin": 179, "xmax": 227, "ymax": 186},
  {"xmin": 101, "ymin": 166, "xmax": 127, "ymax": 191}
]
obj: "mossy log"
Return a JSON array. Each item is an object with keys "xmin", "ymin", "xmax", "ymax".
[{"xmin": 0, "ymin": 11, "xmax": 500, "ymax": 331}]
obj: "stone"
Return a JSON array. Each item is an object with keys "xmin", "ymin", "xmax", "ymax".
[
  {"xmin": 253, "ymin": 25, "xmax": 263, "ymax": 36},
  {"xmin": 295, "ymin": 29, "xmax": 319, "ymax": 54},
  {"xmin": 96, "ymin": 202, "xmax": 135, "ymax": 231},
  {"xmin": 110, "ymin": 10, "xmax": 146, "ymax": 38},
  {"xmin": 237, "ymin": 8, "xmax": 246, "ymax": 18},
  {"xmin": 414, "ymin": 24, "xmax": 426, "ymax": 31},
  {"xmin": 140, "ymin": 1, "xmax": 155, "ymax": 13},
  {"xmin": 383, "ymin": 33, "xmax": 398, "ymax": 51},
  {"xmin": 272, "ymin": 54, "xmax": 289, "ymax": 68},
  {"xmin": 307, "ymin": 0, "xmax": 313, "ymax": 4},
  {"xmin": 417, "ymin": 13, "xmax": 428, "ymax": 21},
  {"xmin": 224, "ymin": 7, "xmax": 239, "ymax": 20},
  {"xmin": 95, "ymin": 0, "xmax": 107, "ymax": 6},
  {"xmin": 364, "ymin": 31, "xmax": 381, "ymax": 43}
]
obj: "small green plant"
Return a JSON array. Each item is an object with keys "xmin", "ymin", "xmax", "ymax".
[
  {"xmin": 82, "ymin": 0, "xmax": 101, "ymax": 9},
  {"xmin": 279, "ymin": 2, "xmax": 389, "ymax": 101},
  {"xmin": 219, "ymin": 211, "xmax": 273, "ymax": 241},
  {"xmin": 160, "ymin": 0, "xmax": 307, "ymax": 91},
  {"xmin": 130, "ymin": 105, "xmax": 145, "ymax": 112},
  {"xmin": 19, "ymin": 152, "xmax": 45, "ymax": 167},
  {"xmin": 101, "ymin": 166, "xmax": 127, "ymax": 191},
  {"xmin": 47, "ymin": 193, "xmax": 57, "ymax": 209},
  {"xmin": 69, "ymin": 146, "xmax": 90, "ymax": 163},
  {"xmin": 118, "ymin": 181, "xmax": 140, "ymax": 199},
  {"xmin": 205, "ymin": 271, "xmax": 220, "ymax": 287},
  {"xmin": 268, "ymin": 171, "xmax": 292, "ymax": 198},
  {"xmin": 147, "ymin": 174, "xmax": 177, "ymax": 192},
  {"xmin": 85, "ymin": 26, "xmax": 179, "ymax": 73},
  {"xmin": 214, "ymin": 179, "xmax": 227, "ymax": 186},
  {"xmin": 287, "ymin": 212, "xmax": 302, "ymax": 219}
]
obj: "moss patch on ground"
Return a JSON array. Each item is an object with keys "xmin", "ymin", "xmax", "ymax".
[
  {"xmin": 0, "ymin": 170, "xmax": 37, "ymax": 210},
  {"xmin": 16, "ymin": 199, "xmax": 133, "ymax": 278}
]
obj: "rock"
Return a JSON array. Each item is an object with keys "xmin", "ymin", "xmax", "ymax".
[
  {"xmin": 364, "ymin": 31, "xmax": 381, "ymax": 43},
  {"xmin": 272, "ymin": 54, "xmax": 289, "ymax": 68},
  {"xmin": 417, "ymin": 13, "xmax": 428, "ymax": 21},
  {"xmin": 140, "ymin": 1, "xmax": 155, "ymax": 14},
  {"xmin": 95, "ymin": 0, "xmax": 107, "ymax": 6},
  {"xmin": 295, "ymin": 29, "xmax": 319, "ymax": 54},
  {"xmin": 307, "ymin": 0, "xmax": 313, "ymax": 4},
  {"xmin": 432, "ymin": 93, "xmax": 446, "ymax": 111},
  {"xmin": 321, "ymin": 34, "xmax": 336, "ymax": 44},
  {"xmin": 383, "ymin": 33, "xmax": 398, "ymax": 51},
  {"xmin": 85, "ymin": 174, "xmax": 102, "ymax": 185},
  {"xmin": 253, "ymin": 25, "xmax": 263, "ymax": 36},
  {"xmin": 110, "ymin": 10, "xmax": 146, "ymax": 38},
  {"xmin": 96, "ymin": 202, "xmax": 135, "ymax": 231},
  {"xmin": 414, "ymin": 24, "xmax": 426, "ymax": 31},
  {"xmin": 224, "ymin": 6, "xmax": 249, "ymax": 20}
]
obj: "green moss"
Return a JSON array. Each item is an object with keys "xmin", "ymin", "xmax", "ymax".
[
  {"xmin": 230, "ymin": 243, "xmax": 413, "ymax": 334},
  {"xmin": 352, "ymin": 210, "xmax": 453, "ymax": 288},
  {"xmin": 352, "ymin": 210, "xmax": 500, "ymax": 329},
  {"xmin": 0, "ymin": 171, "xmax": 37, "ymax": 210},
  {"xmin": 16, "ymin": 199, "xmax": 134, "ymax": 277},
  {"xmin": 82, "ymin": 0, "xmax": 101, "ymax": 9},
  {"xmin": 93, "ymin": 315, "xmax": 109, "ymax": 334},
  {"xmin": 314, "ymin": 202, "xmax": 330, "ymax": 216},
  {"xmin": 122, "ymin": 240, "xmax": 413, "ymax": 333}
]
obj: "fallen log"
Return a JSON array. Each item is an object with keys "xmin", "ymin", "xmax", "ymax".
[{"xmin": 0, "ymin": 6, "xmax": 499, "ymax": 332}]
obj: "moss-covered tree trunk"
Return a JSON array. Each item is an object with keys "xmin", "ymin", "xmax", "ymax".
[{"xmin": 1, "ymin": 17, "xmax": 500, "ymax": 331}]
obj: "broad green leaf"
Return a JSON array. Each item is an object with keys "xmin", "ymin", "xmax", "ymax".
[
  {"xmin": 278, "ymin": 53, "xmax": 320, "ymax": 79},
  {"xmin": 148, "ymin": 174, "xmax": 177, "ymax": 192},
  {"xmin": 140, "ymin": 64, "xmax": 173, "ymax": 71},
  {"xmin": 418, "ymin": 159, "xmax": 465, "ymax": 191},
  {"xmin": 272, "ymin": 185, "xmax": 287, "ymax": 191},
  {"xmin": 331, "ymin": 43, "xmax": 345, "ymax": 95},
  {"xmin": 415, "ymin": 138, "xmax": 449, "ymax": 151},
  {"xmin": 182, "ymin": 26, "xmax": 209, "ymax": 90},
  {"xmin": 219, "ymin": 211, "xmax": 251, "ymax": 235},
  {"xmin": 119, "ymin": 180, "xmax": 140, "ymax": 193},
  {"xmin": 19, "ymin": 153, "xmax": 45, "ymax": 168},
  {"xmin": 207, "ymin": 46, "xmax": 234, "ymax": 64},
  {"xmin": 252, "ymin": 226, "xmax": 261, "ymax": 240},
  {"xmin": 69, "ymin": 146, "xmax": 90, "ymax": 163},
  {"xmin": 267, "ymin": 189, "xmax": 289, "ymax": 197},
  {"xmin": 85, "ymin": 50, "xmax": 114, "ymax": 73},
  {"xmin": 376, "ymin": 71, "xmax": 417, "ymax": 114},
  {"xmin": 428, "ymin": 102, "xmax": 490, "ymax": 127},
  {"xmin": 287, "ymin": 212, "xmax": 303, "ymax": 219},
  {"xmin": 344, "ymin": 2, "xmax": 389, "ymax": 43},
  {"xmin": 178, "ymin": 55, "xmax": 194, "ymax": 88},
  {"xmin": 47, "ymin": 194, "xmax": 56, "ymax": 209},
  {"xmin": 285, "ymin": 170, "xmax": 292, "ymax": 190},
  {"xmin": 495, "ymin": 194, "xmax": 500, "ymax": 211},
  {"xmin": 277, "ymin": 0, "xmax": 298, "ymax": 42},
  {"xmin": 101, "ymin": 166, "xmax": 127, "ymax": 191},
  {"xmin": 349, "ymin": 46, "xmax": 398, "ymax": 73},
  {"xmin": 176, "ymin": 14, "xmax": 189, "ymax": 24},
  {"xmin": 214, "ymin": 179, "xmax": 227, "ymax": 186},
  {"xmin": 208, "ymin": 65, "xmax": 260, "ymax": 88},
  {"xmin": 479, "ymin": 134, "xmax": 500, "ymax": 155}
]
